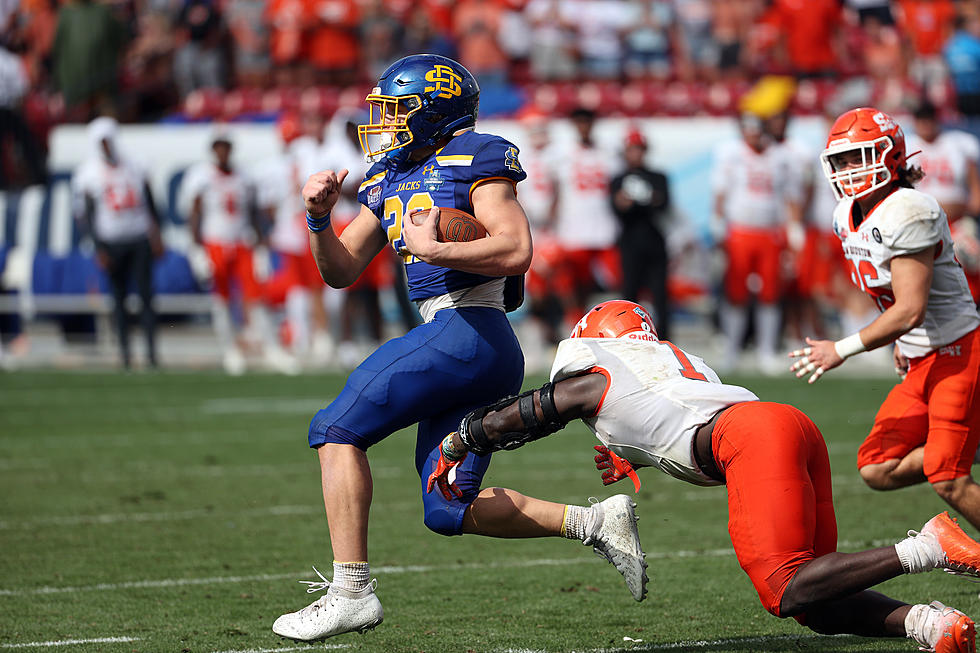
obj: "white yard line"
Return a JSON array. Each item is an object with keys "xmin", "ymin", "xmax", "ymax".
[
  {"xmin": 0, "ymin": 537, "xmax": 893, "ymax": 598},
  {"xmin": 0, "ymin": 637, "xmax": 140, "ymax": 649}
]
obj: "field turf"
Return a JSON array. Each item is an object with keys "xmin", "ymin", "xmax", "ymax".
[{"xmin": 1, "ymin": 370, "xmax": 977, "ymax": 653}]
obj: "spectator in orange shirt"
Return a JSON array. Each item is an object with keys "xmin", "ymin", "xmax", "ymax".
[
  {"xmin": 307, "ymin": 0, "xmax": 360, "ymax": 85},
  {"xmin": 896, "ymin": 0, "xmax": 957, "ymax": 86},
  {"xmin": 760, "ymin": 0, "xmax": 843, "ymax": 77}
]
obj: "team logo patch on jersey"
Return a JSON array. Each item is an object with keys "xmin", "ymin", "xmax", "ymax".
[
  {"xmin": 423, "ymin": 165, "xmax": 444, "ymax": 192},
  {"xmin": 367, "ymin": 185, "xmax": 383, "ymax": 209},
  {"xmin": 872, "ymin": 227, "xmax": 882, "ymax": 243},
  {"xmin": 505, "ymin": 146, "xmax": 523, "ymax": 174},
  {"xmin": 424, "ymin": 65, "xmax": 462, "ymax": 99}
]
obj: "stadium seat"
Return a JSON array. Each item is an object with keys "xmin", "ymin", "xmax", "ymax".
[
  {"xmin": 31, "ymin": 252, "xmax": 64, "ymax": 294},
  {"xmin": 152, "ymin": 251, "xmax": 201, "ymax": 294},
  {"xmin": 183, "ymin": 88, "xmax": 225, "ymax": 121},
  {"xmin": 300, "ymin": 87, "xmax": 339, "ymax": 118},
  {"xmin": 61, "ymin": 251, "xmax": 107, "ymax": 294}
]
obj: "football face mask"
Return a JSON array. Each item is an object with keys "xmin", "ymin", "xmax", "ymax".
[
  {"xmin": 358, "ymin": 92, "xmax": 422, "ymax": 162},
  {"xmin": 821, "ymin": 138, "xmax": 893, "ymax": 200}
]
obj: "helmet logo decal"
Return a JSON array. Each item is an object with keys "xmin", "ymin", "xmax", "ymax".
[
  {"xmin": 872, "ymin": 111, "xmax": 895, "ymax": 133},
  {"xmin": 424, "ymin": 65, "xmax": 463, "ymax": 99},
  {"xmin": 505, "ymin": 147, "xmax": 523, "ymax": 173}
]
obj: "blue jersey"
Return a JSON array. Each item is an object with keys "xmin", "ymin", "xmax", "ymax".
[{"xmin": 356, "ymin": 130, "xmax": 527, "ymax": 305}]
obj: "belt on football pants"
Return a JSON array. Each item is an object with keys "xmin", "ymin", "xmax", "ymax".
[{"xmin": 693, "ymin": 407, "xmax": 729, "ymax": 483}]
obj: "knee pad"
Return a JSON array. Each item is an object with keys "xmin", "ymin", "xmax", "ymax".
[{"xmin": 422, "ymin": 494, "xmax": 467, "ymax": 536}]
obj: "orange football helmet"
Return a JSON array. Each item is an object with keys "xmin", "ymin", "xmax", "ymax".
[
  {"xmin": 570, "ymin": 300, "xmax": 658, "ymax": 341},
  {"xmin": 820, "ymin": 107, "xmax": 906, "ymax": 200}
]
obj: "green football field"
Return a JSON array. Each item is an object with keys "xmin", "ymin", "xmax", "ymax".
[{"xmin": 2, "ymin": 370, "xmax": 977, "ymax": 653}]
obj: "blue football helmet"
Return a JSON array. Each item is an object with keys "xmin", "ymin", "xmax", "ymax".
[{"xmin": 358, "ymin": 54, "xmax": 480, "ymax": 165}]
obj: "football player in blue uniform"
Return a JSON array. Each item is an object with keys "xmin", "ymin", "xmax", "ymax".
[{"xmin": 272, "ymin": 54, "xmax": 647, "ymax": 641}]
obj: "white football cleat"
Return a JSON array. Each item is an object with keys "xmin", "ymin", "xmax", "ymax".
[
  {"xmin": 273, "ymin": 579, "xmax": 383, "ymax": 641},
  {"xmin": 584, "ymin": 494, "xmax": 649, "ymax": 601}
]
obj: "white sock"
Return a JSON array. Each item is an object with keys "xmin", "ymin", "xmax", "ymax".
[
  {"xmin": 210, "ymin": 300, "xmax": 234, "ymax": 350},
  {"xmin": 562, "ymin": 504, "xmax": 600, "ymax": 542},
  {"xmin": 895, "ymin": 530, "xmax": 942, "ymax": 573},
  {"xmin": 332, "ymin": 561, "xmax": 370, "ymax": 592},
  {"xmin": 905, "ymin": 603, "xmax": 940, "ymax": 649},
  {"xmin": 756, "ymin": 303, "xmax": 781, "ymax": 358},
  {"xmin": 285, "ymin": 289, "xmax": 311, "ymax": 353},
  {"xmin": 720, "ymin": 302, "xmax": 748, "ymax": 368}
]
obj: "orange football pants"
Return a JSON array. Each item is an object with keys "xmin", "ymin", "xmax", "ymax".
[
  {"xmin": 857, "ymin": 327, "xmax": 980, "ymax": 483},
  {"xmin": 724, "ymin": 226, "xmax": 785, "ymax": 304},
  {"xmin": 204, "ymin": 242, "xmax": 262, "ymax": 301},
  {"xmin": 712, "ymin": 401, "xmax": 837, "ymax": 618}
]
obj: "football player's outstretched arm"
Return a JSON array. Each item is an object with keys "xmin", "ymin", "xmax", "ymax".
[
  {"xmin": 304, "ymin": 170, "xmax": 388, "ymax": 288},
  {"xmin": 426, "ymin": 373, "xmax": 606, "ymax": 499},
  {"xmin": 790, "ymin": 247, "xmax": 934, "ymax": 383},
  {"xmin": 401, "ymin": 179, "xmax": 532, "ymax": 276}
]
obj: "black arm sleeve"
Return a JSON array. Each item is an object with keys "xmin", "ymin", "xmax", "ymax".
[{"xmin": 457, "ymin": 373, "xmax": 606, "ymax": 456}]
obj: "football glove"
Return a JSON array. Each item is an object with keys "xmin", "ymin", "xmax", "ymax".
[
  {"xmin": 426, "ymin": 436, "xmax": 468, "ymax": 501},
  {"xmin": 594, "ymin": 445, "xmax": 641, "ymax": 493}
]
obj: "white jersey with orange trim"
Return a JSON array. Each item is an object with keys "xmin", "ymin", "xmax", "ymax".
[
  {"xmin": 550, "ymin": 337, "xmax": 759, "ymax": 487},
  {"xmin": 517, "ymin": 145, "xmax": 556, "ymax": 231},
  {"xmin": 906, "ymin": 131, "xmax": 980, "ymax": 209},
  {"xmin": 832, "ymin": 188, "xmax": 980, "ymax": 358},
  {"xmin": 551, "ymin": 141, "xmax": 619, "ymax": 248},
  {"xmin": 712, "ymin": 140, "xmax": 800, "ymax": 230},
  {"xmin": 72, "ymin": 156, "xmax": 153, "ymax": 243},
  {"xmin": 183, "ymin": 162, "xmax": 255, "ymax": 246}
]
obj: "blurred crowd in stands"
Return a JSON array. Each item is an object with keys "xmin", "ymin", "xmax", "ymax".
[{"xmin": 4, "ymin": 1, "xmax": 980, "ymax": 133}]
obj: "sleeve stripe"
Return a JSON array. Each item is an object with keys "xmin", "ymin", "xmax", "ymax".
[
  {"xmin": 436, "ymin": 155, "xmax": 474, "ymax": 166},
  {"xmin": 468, "ymin": 177, "xmax": 519, "ymax": 205},
  {"xmin": 358, "ymin": 171, "xmax": 386, "ymax": 192}
]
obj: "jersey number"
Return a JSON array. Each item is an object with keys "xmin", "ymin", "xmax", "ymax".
[
  {"xmin": 847, "ymin": 258, "xmax": 895, "ymax": 311},
  {"xmin": 664, "ymin": 341, "xmax": 709, "ymax": 381},
  {"xmin": 384, "ymin": 193, "xmax": 435, "ymax": 263}
]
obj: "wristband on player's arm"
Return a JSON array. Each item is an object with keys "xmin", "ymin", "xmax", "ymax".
[
  {"xmin": 307, "ymin": 210, "xmax": 331, "ymax": 233},
  {"xmin": 834, "ymin": 332, "xmax": 867, "ymax": 360}
]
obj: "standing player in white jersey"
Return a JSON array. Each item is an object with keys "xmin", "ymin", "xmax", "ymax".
[
  {"xmin": 429, "ymin": 299, "xmax": 980, "ymax": 652},
  {"xmin": 712, "ymin": 112, "xmax": 803, "ymax": 374},
  {"xmin": 184, "ymin": 130, "xmax": 290, "ymax": 374},
  {"xmin": 907, "ymin": 100, "xmax": 980, "ymax": 302},
  {"xmin": 549, "ymin": 107, "xmax": 621, "ymax": 330},
  {"xmin": 260, "ymin": 112, "xmax": 333, "ymax": 361},
  {"xmin": 789, "ymin": 107, "xmax": 980, "ymax": 531}
]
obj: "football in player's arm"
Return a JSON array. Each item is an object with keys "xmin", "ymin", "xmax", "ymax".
[
  {"xmin": 789, "ymin": 107, "xmax": 980, "ymax": 533},
  {"xmin": 429, "ymin": 299, "xmax": 980, "ymax": 652}
]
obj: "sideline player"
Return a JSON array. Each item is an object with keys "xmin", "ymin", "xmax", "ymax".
[
  {"xmin": 271, "ymin": 54, "xmax": 647, "ymax": 642},
  {"xmin": 184, "ymin": 129, "xmax": 292, "ymax": 374},
  {"xmin": 789, "ymin": 107, "xmax": 980, "ymax": 531},
  {"xmin": 430, "ymin": 300, "xmax": 980, "ymax": 652},
  {"xmin": 712, "ymin": 112, "xmax": 802, "ymax": 374}
]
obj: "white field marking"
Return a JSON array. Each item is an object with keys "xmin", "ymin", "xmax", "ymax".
[
  {"xmin": 211, "ymin": 646, "xmax": 349, "ymax": 653},
  {"xmin": 0, "ymin": 504, "xmax": 322, "ymax": 530},
  {"xmin": 200, "ymin": 397, "xmax": 331, "ymax": 415},
  {"xmin": 0, "ymin": 537, "xmax": 898, "ymax": 597},
  {"xmin": 0, "ymin": 636, "xmax": 141, "ymax": 648}
]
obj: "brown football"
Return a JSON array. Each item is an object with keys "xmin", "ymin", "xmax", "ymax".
[{"xmin": 410, "ymin": 207, "xmax": 488, "ymax": 243}]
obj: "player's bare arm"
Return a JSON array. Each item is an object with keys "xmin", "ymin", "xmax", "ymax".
[
  {"xmin": 304, "ymin": 170, "xmax": 388, "ymax": 288},
  {"xmin": 401, "ymin": 179, "xmax": 532, "ymax": 276},
  {"xmin": 790, "ymin": 246, "xmax": 934, "ymax": 383},
  {"xmin": 189, "ymin": 195, "xmax": 204, "ymax": 245}
]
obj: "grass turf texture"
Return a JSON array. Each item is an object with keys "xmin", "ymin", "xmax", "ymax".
[{"xmin": 1, "ymin": 371, "xmax": 976, "ymax": 653}]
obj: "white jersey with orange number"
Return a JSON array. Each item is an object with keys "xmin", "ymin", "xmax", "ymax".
[
  {"xmin": 550, "ymin": 337, "xmax": 759, "ymax": 487},
  {"xmin": 72, "ymin": 157, "xmax": 153, "ymax": 243},
  {"xmin": 551, "ymin": 142, "xmax": 619, "ymax": 248},
  {"xmin": 906, "ymin": 131, "xmax": 980, "ymax": 209},
  {"xmin": 712, "ymin": 140, "xmax": 800, "ymax": 230},
  {"xmin": 832, "ymin": 187, "xmax": 980, "ymax": 358},
  {"xmin": 183, "ymin": 162, "xmax": 255, "ymax": 246}
]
